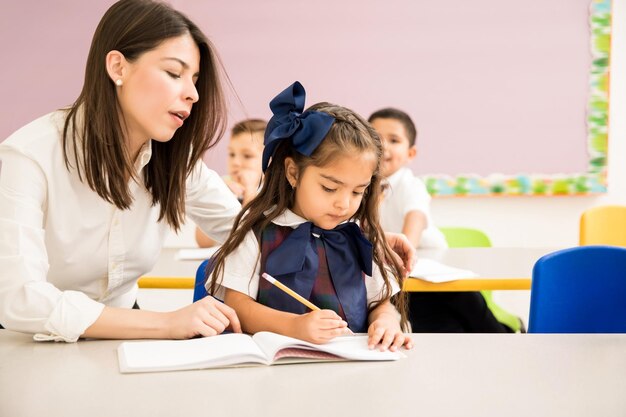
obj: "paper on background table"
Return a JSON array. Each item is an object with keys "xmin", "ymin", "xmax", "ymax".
[
  {"xmin": 175, "ymin": 247, "xmax": 219, "ymax": 261},
  {"xmin": 409, "ymin": 258, "xmax": 478, "ymax": 283}
]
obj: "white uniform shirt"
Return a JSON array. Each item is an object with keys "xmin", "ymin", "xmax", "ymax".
[
  {"xmin": 0, "ymin": 112, "xmax": 240, "ymax": 342},
  {"xmin": 213, "ymin": 209, "xmax": 400, "ymax": 304},
  {"xmin": 379, "ymin": 167, "xmax": 448, "ymax": 249}
]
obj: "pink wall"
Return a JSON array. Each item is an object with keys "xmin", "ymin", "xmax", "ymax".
[{"xmin": 1, "ymin": 0, "xmax": 592, "ymax": 176}]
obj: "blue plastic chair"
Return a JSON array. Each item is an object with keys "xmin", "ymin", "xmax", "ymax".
[
  {"xmin": 529, "ymin": 245, "xmax": 626, "ymax": 333},
  {"xmin": 193, "ymin": 259, "xmax": 210, "ymax": 302}
]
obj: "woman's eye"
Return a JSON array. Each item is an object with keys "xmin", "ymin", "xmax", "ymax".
[{"xmin": 166, "ymin": 71, "xmax": 181, "ymax": 79}]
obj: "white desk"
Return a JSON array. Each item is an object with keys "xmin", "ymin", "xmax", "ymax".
[
  {"xmin": 140, "ymin": 247, "xmax": 555, "ymax": 291},
  {"xmin": 404, "ymin": 247, "xmax": 553, "ymax": 291},
  {"xmin": 1, "ymin": 330, "xmax": 624, "ymax": 417}
]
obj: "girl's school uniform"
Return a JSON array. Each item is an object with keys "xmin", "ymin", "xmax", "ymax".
[{"xmin": 214, "ymin": 209, "xmax": 399, "ymax": 332}]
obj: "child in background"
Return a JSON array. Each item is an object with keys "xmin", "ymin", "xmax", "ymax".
[
  {"xmin": 195, "ymin": 119, "xmax": 267, "ymax": 247},
  {"xmin": 368, "ymin": 108, "xmax": 447, "ymax": 249},
  {"xmin": 369, "ymin": 108, "xmax": 514, "ymax": 333},
  {"xmin": 209, "ymin": 82, "xmax": 412, "ymax": 350}
]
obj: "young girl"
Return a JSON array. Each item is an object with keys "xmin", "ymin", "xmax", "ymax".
[{"xmin": 209, "ymin": 82, "xmax": 413, "ymax": 351}]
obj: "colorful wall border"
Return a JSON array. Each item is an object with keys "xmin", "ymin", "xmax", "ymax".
[{"xmin": 423, "ymin": 0, "xmax": 611, "ymax": 197}]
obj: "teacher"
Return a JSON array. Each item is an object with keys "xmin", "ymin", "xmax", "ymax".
[
  {"xmin": 0, "ymin": 0, "xmax": 243, "ymax": 342},
  {"xmin": 0, "ymin": 0, "xmax": 414, "ymax": 343}
]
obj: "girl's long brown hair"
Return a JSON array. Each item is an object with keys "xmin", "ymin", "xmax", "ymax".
[
  {"xmin": 62, "ymin": 0, "xmax": 227, "ymax": 231},
  {"xmin": 209, "ymin": 102, "xmax": 408, "ymax": 330}
]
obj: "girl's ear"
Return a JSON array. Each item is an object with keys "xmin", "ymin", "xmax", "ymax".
[
  {"xmin": 105, "ymin": 50, "xmax": 127, "ymax": 85},
  {"xmin": 284, "ymin": 157, "xmax": 299, "ymax": 187}
]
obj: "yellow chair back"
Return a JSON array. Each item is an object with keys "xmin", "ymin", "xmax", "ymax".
[{"xmin": 580, "ymin": 205, "xmax": 626, "ymax": 246}]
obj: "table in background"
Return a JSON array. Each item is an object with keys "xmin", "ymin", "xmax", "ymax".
[
  {"xmin": 1, "ymin": 330, "xmax": 624, "ymax": 417},
  {"xmin": 140, "ymin": 247, "xmax": 556, "ymax": 291}
]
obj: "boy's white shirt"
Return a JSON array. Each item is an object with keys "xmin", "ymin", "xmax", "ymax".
[
  {"xmin": 212, "ymin": 208, "xmax": 400, "ymax": 303},
  {"xmin": 379, "ymin": 167, "xmax": 448, "ymax": 249}
]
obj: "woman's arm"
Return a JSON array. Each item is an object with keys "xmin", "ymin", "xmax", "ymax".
[
  {"xmin": 186, "ymin": 162, "xmax": 241, "ymax": 245},
  {"xmin": 83, "ymin": 296, "xmax": 241, "ymax": 339},
  {"xmin": 195, "ymin": 226, "xmax": 218, "ymax": 248}
]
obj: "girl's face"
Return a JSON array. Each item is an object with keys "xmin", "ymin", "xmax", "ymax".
[
  {"xmin": 227, "ymin": 132, "xmax": 264, "ymax": 178},
  {"xmin": 286, "ymin": 151, "xmax": 377, "ymax": 230},
  {"xmin": 116, "ymin": 34, "xmax": 200, "ymax": 154}
]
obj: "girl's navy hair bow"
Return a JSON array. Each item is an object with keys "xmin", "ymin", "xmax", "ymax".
[{"xmin": 261, "ymin": 81, "xmax": 335, "ymax": 172}]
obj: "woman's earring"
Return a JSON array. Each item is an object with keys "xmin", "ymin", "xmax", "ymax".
[{"xmin": 115, "ymin": 79, "xmax": 123, "ymax": 87}]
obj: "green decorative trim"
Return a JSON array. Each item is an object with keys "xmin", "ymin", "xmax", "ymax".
[{"xmin": 424, "ymin": 0, "xmax": 610, "ymax": 197}]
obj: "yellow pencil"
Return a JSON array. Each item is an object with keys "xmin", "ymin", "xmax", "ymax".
[
  {"xmin": 261, "ymin": 272, "xmax": 354, "ymax": 335},
  {"xmin": 261, "ymin": 273, "xmax": 320, "ymax": 311}
]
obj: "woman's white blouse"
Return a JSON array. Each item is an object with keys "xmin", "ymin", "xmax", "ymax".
[{"xmin": 0, "ymin": 112, "xmax": 240, "ymax": 342}]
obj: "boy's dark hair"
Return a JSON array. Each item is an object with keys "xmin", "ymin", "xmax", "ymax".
[{"xmin": 368, "ymin": 108, "xmax": 417, "ymax": 147}]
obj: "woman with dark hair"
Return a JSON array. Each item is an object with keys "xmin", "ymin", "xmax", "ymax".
[
  {"xmin": 0, "ymin": 0, "xmax": 242, "ymax": 342},
  {"xmin": 0, "ymin": 0, "xmax": 414, "ymax": 343}
]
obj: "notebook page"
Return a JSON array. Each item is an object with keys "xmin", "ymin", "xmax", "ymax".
[
  {"xmin": 117, "ymin": 333, "xmax": 268, "ymax": 373},
  {"xmin": 252, "ymin": 332, "xmax": 403, "ymax": 362}
]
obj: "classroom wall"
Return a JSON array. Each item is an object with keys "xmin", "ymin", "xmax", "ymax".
[
  {"xmin": 0, "ymin": 1, "xmax": 622, "ymax": 249},
  {"xmin": 168, "ymin": 0, "xmax": 626, "ymax": 248}
]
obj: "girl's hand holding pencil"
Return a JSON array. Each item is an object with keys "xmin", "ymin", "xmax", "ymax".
[
  {"xmin": 261, "ymin": 273, "xmax": 353, "ymax": 344},
  {"xmin": 292, "ymin": 310, "xmax": 352, "ymax": 344}
]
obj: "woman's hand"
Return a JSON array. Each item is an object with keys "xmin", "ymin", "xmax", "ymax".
[
  {"xmin": 166, "ymin": 296, "xmax": 242, "ymax": 339},
  {"xmin": 292, "ymin": 309, "xmax": 348, "ymax": 344},
  {"xmin": 367, "ymin": 312, "xmax": 414, "ymax": 352},
  {"xmin": 384, "ymin": 232, "xmax": 416, "ymax": 276}
]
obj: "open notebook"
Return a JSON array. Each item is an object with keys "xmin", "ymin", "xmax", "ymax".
[
  {"xmin": 409, "ymin": 258, "xmax": 478, "ymax": 283},
  {"xmin": 117, "ymin": 332, "xmax": 404, "ymax": 373}
]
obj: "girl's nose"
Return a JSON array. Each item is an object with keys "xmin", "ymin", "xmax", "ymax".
[{"xmin": 334, "ymin": 192, "xmax": 350, "ymax": 211}]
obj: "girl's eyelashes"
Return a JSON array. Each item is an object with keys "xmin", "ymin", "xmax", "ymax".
[{"xmin": 321, "ymin": 184, "xmax": 366, "ymax": 196}]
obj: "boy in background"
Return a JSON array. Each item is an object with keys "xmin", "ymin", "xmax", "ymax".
[
  {"xmin": 369, "ymin": 108, "xmax": 515, "ymax": 333},
  {"xmin": 368, "ymin": 108, "xmax": 446, "ymax": 249}
]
